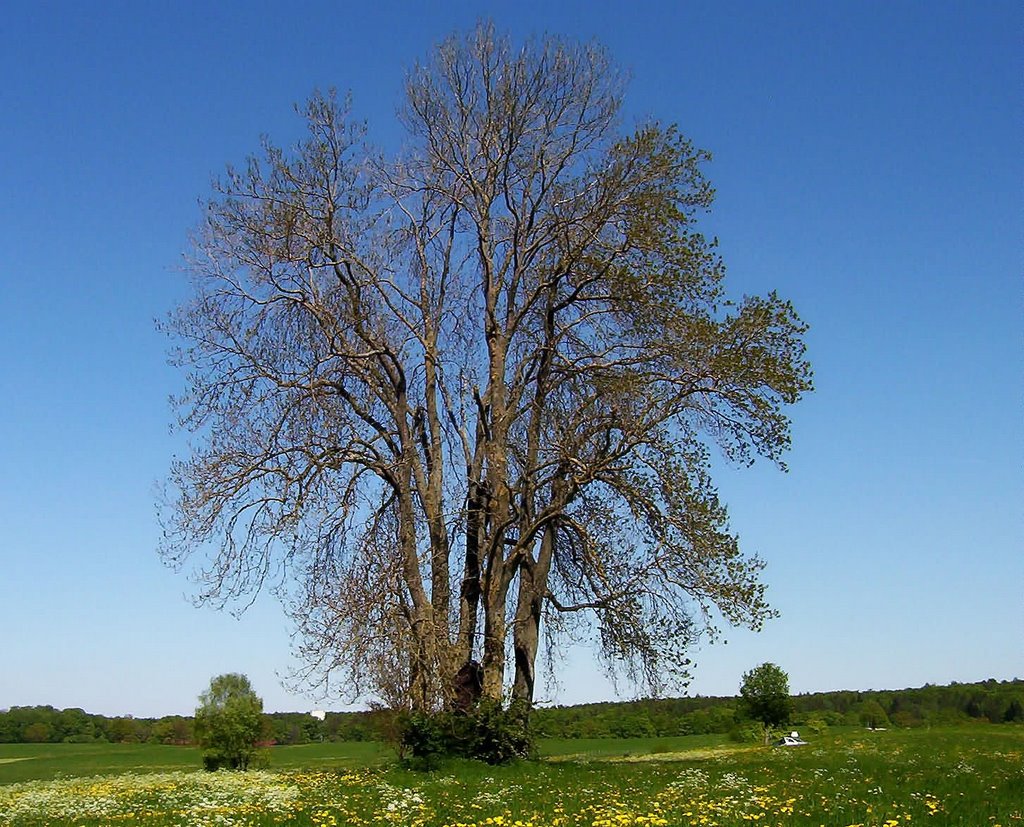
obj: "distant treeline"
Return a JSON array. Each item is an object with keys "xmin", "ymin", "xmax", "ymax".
[
  {"xmin": 0, "ymin": 707, "xmax": 390, "ymax": 746},
  {"xmin": 532, "ymin": 678, "xmax": 1024, "ymax": 739},
  {"xmin": 2, "ymin": 678, "xmax": 1021, "ymax": 745}
]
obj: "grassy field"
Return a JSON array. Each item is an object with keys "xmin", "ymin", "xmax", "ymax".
[
  {"xmin": 0, "ymin": 741, "xmax": 391, "ymax": 785},
  {"xmin": 0, "ymin": 726, "xmax": 1021, "ymax": 826},
  {"xmin": 0, "ymin": 736, "xmax": 720, "ymax": 785},
  {"xmin": 537, "ymin": 734, "xmax": 732, "ymax": 759}
]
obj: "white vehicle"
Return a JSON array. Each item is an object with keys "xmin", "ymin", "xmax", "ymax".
[{"xmin": 775, "ymin": 731, "xmax": 807, "ymax": 746}]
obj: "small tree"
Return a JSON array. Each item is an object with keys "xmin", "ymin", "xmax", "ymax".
[
  {"xmin": 858, "ymin": 698, "xmax": 891, "ymax": 729},
  {"xmin": 739, "ymin": 662, "xmax": 793, "ymax": 743},
  {"xmin": 194, "ymin": 673, "xmax": 265, "ymax": 770}
]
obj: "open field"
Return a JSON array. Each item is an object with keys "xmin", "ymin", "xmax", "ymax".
[
  {"xmin": 537, "ymin": 734, "xmax": 732, "ymax": 760},
  {"xmin": 0, "ymin": 736, "xmax": 725, "ymax": 785},
  {"xmin": 0, "ymin": 742, "xmax": 391, "ymax": 786},
  {"xmin": 1, "ymin": 726, "xmax": 1021, "ymax": 825}
]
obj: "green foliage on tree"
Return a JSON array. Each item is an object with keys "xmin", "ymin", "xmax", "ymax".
[
  {"xmin": 193, "ymin": 673, "xmax": 265, "ymax": 771},
  {"xmin": 739, "ymin": 662, "xmax": 793, "ymax": 740},
  {"xmin": 151, "ymin": 715, "xmax": 193, "ymax": 745},
  {"xmin": 858, "ymin": 698, "xmax": 891, "ymax": 729},
  {"xmin": 1003, "ymin": 697, "xmax": 1024, "ymax": 722},
  {"xmin": 21, "ymin": 722, "xmax": 51, "ymax": 743}
]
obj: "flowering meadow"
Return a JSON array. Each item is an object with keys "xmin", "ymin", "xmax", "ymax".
[{"xmin": 0, "ymin": 727, "xmax": 1020, "ymax": 826}]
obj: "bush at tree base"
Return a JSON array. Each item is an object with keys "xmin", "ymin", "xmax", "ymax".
[
  {"xmin": 398, "ymin": 700, "xmax": 533, "ymax": 767},
  {"xmin": 728, "ymin": 721, "xmax": 766, "ymax": 744},
  {"xmin": 201, "ymin": 749, "xmax": 270, "ymax": 771}
]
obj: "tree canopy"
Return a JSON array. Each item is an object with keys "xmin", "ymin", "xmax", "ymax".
[
  {"xmin": 739, "ymin": 662, "xmax": 793, "ymax": 735},
  {"xmin": 161, "ymin": 23, "xmax": 812, "ymax": 712},
  {"xmin": 194, "ymin": 673, "xmax": 264, "ymax": 770}
]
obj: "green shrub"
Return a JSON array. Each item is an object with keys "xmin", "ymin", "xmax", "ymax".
[
  {"xmin": 728, "ymin": 721, "xmax": 764, "ymax": 743},
  {"xmin": 248, "ymin": 749, "xmax": 271, "ymax": 770},
  {"xmin": 202, "ymin": 750, "xmax": 226, "ymax": 771},
  {"xmin": 397, "ymin": 700, "xmax": 533, "ymax": 767},
  {"xmin": 398, "ymin": 712, "xmax": 449, "ymax": 770},
  {"xmin": 804, "ymin": 716, "xmax": 828, "ymax": 736},
  {"xmin": 467, "ymin": 700, "xmax": 532, "ymax": 765},
  {"xmin": 202, "ymin": 747, "xmax": 270, "ymax": 771}
]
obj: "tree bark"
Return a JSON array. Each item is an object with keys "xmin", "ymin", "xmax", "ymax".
[{"xmin": 512, "ymin": 524, "xmax": 555, "ymax": 703}]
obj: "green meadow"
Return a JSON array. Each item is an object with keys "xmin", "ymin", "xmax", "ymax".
[
  {"xmin": 0, "ymin": 741, "xmax": 391, "ymax": 785},
  {"xmin": 1, "ymin": 726, "xmax": 1021, "ymax": 826}
]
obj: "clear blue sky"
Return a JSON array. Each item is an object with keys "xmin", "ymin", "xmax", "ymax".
[{"xmin": 1, "ymin": 1, "xmax": 1019, "ymax": 718}]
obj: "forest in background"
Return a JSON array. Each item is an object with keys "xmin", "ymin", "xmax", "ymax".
[{"xmin": 2, "ymin": 678, "xmax": 1021, "ymax": 745}]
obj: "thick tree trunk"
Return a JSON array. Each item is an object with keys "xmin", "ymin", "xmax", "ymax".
[
  {"xmin": 481, "ymin": 581, "xmax": 507, "ymax": 700},
  {"xmin": 455, "ymin": 475, "xmax": 484, "ymax": 665},
  {"xmin": 511, "ymin": 571, "xmax": 541, "ymax": 703},
  {"xmin": 512, "ymin": 525, "xmax": 555, "ymax": 703},
  {"xmin": 479, "ymin": 243, "xmax": 512, "ymax": 700},
  {"xmin": 396, "ymin": 465, "xmax": 436, "ymax": 711}
]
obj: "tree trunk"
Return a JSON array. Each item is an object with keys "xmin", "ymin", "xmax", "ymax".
[
  {"xmin": 511, "ymin": 567, "xmax": 541, "ymax": 703},
  {"xmin": 481, "ymin": 580, "xmax": 507, "ymax": 700},
  {"xmin": 512, "ymin": 525, "xmax": 555, "ymax": 703}
]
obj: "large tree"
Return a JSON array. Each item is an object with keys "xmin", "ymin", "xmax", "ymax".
[{"xmin": 161, "ymin": 24, "xmax": 811, "ymax": 712}]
